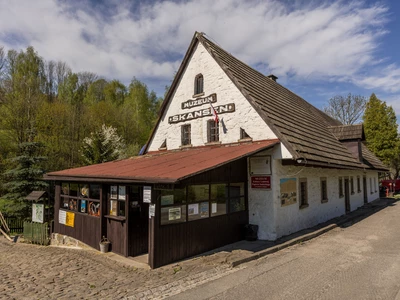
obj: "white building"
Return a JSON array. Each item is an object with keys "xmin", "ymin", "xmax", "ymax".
[{"xmin": 47, "ymin": 32, "xmax": 387, "ymax": 268}]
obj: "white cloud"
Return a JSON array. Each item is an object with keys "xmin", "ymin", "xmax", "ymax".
[{"xmin": 0, "ymin": 0, "xmax": 396, "ymax": 95}]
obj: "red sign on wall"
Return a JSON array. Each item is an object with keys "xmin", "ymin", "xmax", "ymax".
[{"xmin": 251, "ymin": 176, "xmax": 271, "ymax": 189}]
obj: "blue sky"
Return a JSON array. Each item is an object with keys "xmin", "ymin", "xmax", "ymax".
[{"xmin": 0, "ymin": 0, "xmax": 399, "ymax": 127}]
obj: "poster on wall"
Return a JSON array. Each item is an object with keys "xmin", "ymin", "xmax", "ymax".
[
  {"xmin": 200, "ymin": 202, "xmax": 209, "ymax": 218},
  {"xmin": 59, "ymin": 210, "xmax": 66, "ymax": 225},
  {"xmin": 280, "ymin": 178, "xmax": 297, "ymax": 206},
  {"xmin": 143, "ymin": 186, "xmax": 152, "ymax": 203},
  {"xmin": 118, "ymin": 186, "xmax": 126, "ymax": 200},
  {"xmin": 211, "ymin": 202, "xmax": 217, "ymax": 214},
  {"xmin": 32, "ymin": 204, "xmax": 44, "ymax": 223},
  {"xmin": 110, "ymin": 186, "xmax": 118, "ymax": 199},
  {"xmin": 168, "ymin": 207, "xmax": 181, "ymax": 220},
  {"xmin": 188, "ymin": 203, "xmax": 199, "ymax": 216},
  {"xmin": 250, "ymin": 156, "xmax": 271, "ymax": 175},
  {"xmin": 65, "ymin": 212, "xmax": 75, "ymax": 227},
  {"xmin": 80, "ymin": 200, "xmax": 86, "ymax": 213}
]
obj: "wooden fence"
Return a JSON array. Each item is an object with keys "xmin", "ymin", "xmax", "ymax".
[
  {"xmin": 23, "ymin": 222, "xmax": 50, "ymax": 245},
  {"xmin": 4, "ymin": 216, "xmax": 24, "ymax": 234}
]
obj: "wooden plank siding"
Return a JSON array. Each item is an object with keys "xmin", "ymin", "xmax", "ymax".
[
  {"xmin": 106, "ymin": 218, "xmax": 127, "ymax": 256},
  {"xmin": 53, "ymin": 183, "xmax": 102, "ymax": 250},
  {"xmin": 151, "ymin": 158, "xmax": 249, "ymax": 268}
]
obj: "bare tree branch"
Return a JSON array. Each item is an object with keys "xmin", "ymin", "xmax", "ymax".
[{"xmin": 323, "ymin": 93, "xmax": 367, "ymax": 125}]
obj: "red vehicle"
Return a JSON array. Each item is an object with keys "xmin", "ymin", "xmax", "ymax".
[{"xmin": 381, "ymin": 179, "xmax": 400, "ymax": 194}]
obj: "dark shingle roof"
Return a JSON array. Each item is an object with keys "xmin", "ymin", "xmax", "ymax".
[
  {"xmin": 328, "ymin": 124, "xmax": 365, "ymax": 141},
  {"xmin": 361, "ymin": 143, "xmax": 388, "ymax": 171},
  {"xmin": 198, "ymin": 34, "xmax": 365, "ymax": 169}
]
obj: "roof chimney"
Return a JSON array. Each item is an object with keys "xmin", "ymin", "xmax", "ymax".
[{"xmin": 267, "ymin": 74, "xmax": 278, "ymax": 82}]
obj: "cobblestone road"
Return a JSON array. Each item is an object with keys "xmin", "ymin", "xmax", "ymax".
[{"xmin": 0, "ymin": 238, "xmax": 242, "ymax": 299}]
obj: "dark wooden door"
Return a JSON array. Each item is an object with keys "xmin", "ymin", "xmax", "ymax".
[
  {"xmin": 128, "ymin": 186, "xmax": 149, "ymax": 257},
  {"xmin": 344, "ymin": 178, "xmax": 350, "ymax": 213},
  {"xmin": 363, "ymin": 176, "xmax": 368, "ymax": 204}
]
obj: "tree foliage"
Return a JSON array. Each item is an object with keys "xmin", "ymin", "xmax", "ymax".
[
  {"xmin": 363, "ymin": 93, "xmax": 399, "ymax": 172},
  {"xmin": 324, "ymin": 93, "xmax": 367, "ymax": 125},
  {"xmin": 1, "ymin": 141, "xmax": 47, "ymax": 218},
  {"xmin": 81, "ymin": 124, "xmax": 126, "ymax": 165},
  {"xmin": 0, "ymin": 45, "xmax": 164, "ymax": 207}
]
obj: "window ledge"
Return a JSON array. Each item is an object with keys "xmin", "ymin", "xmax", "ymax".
[
  {"xmin": 238, "ymin": 138, "xmax": 253, "ymax": 143},
  {"xmin": 193, "ymin": 92, "xmax": 205, "ymax": 98},
  {"xmin": 104, "ymin": 215, "xmax": 126, "ymax": 222},
  {"xmin": 205, "ymin": 141, "xmax": 221, "ymax": 146},
  {"xmin": 299, "ymin": 204, "xmax": 309, "ymax": 209},
  {"xmin": 180, "ymin": 144, "xmax": 193, "ymax": 149},
  {"xmin": 158, "ymin": 147, "xmax": 167, "ymax": 151},
  {"xmin": 321, "ymin": 199, "xmax": 328, "ymax": 203}
]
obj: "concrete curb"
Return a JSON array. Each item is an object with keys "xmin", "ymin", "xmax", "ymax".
[{"xmin": 230, "ymin": 202, "xmax": 389, "ymax": 268}]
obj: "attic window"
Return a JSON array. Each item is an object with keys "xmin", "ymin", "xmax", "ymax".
[
  {"xmin": 194, "ymin": 74, "xmax": 204, "ymax": 95},
  {"xmin": 240, "ymin": 128, "xmax": 251, "ymax": 140},
  {"xmin": 159, "ymin": 139, "xmax": 167, "ymax": 150}
]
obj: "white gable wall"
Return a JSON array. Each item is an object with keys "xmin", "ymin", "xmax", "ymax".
[{"xmin": 147, "ymin": 42, "xmax": 277, "ymax": 151}]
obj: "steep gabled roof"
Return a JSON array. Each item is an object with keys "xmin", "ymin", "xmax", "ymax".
[{"xmin": 145, "ymin": 32, "xmax": 386, "ymax": 171}]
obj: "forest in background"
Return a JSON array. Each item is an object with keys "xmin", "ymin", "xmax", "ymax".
[{"xmin": 0, "ymin": 46, "xmax": 163, "ymax": 208}]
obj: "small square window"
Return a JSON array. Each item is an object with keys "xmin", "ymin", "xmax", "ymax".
[
  {"xmin": 207, "ymin": 120, "xmax": 219, "ymax": 143},
  {"xmin": 181, "ymin": 124, "xmax": 191, "ymax": 146},
  {"xmin": 350, "ymin": 177, "xmax": 354, "ymax": 194},
  {"xmin": 321, "ymin": 177, "xmax": 328, "ymax": 202},
  {"xmin": 299, "ymin": 178, "xmax": 308, "ymax": 208},
  {"xmin": 339, "ymin": 177, "xmax": 344, "ymax": 198}
]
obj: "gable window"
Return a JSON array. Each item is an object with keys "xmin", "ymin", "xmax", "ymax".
[
  {"xmin": 350, "ymin": 176, "xmax": 354, "ymax": 194},
  {"xmin": 339, "ymin": 177, "xmax": 344, "ymax": 198},
  {"xmin": 207, "ymin": 120, "xmax": 219, "ymax": 143},
  {"xmin": 299, "ymin": 178, "xmax": 308, "ymax": 208},
  {"xmin": 321, "ymin": 177, "xmax": 328, "ymax": 203},
  {"xmin": 194, "ymin": 74, "xmax": 204, "ymax": 95},
  {"xmin": 240, "ymin": 128, "xmax": 251, "ymax": 140},
  {"xmin": 357, "ymin": 176, "xmax": 361, "ymax": 193},
  {"xmin": 181, "ymin": 124, "xmax": 191, "ymax": 146}
]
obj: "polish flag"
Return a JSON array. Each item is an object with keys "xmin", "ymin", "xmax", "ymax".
[{"xmin": 210, "ymin": 103, "xmax": 219, "ymax": 123}]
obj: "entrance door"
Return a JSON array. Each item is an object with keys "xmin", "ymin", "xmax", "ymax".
[
  {"xmin": 363, "ymin": 176, "xmax": 368, "ymax": 204},
  {"xmin": 344, "ymin": 178, "xmax": 350, "ymax": 213},
  {"xmin": 128, "ymin": 186, "xmax": 149, "ymax": 257}
]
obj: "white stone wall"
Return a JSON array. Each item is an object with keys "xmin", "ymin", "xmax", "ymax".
[
  {"xmin": 248, "ymin": 145, "xmax": 380, "ymax": 240},
  {"xmin": 147, "ymin": 42, "xmax": 277, "ymax": 151}
]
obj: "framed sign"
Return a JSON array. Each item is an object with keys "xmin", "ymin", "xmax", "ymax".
[
  {"xmin": 250, "ymin": 156, "xmax": 271, "ymax": 175},
  {"xmin": 251, "ymin": 176, "xmax": 271, "ymax": 189},
  {"xmin": 143, "ymin": 186, "xmax": 152, "ymax": 203},
  {"xmin": 149, "ymin": 204, "xmax": 156, "ymax": 219},
  {"xmin": 32, "ymin": 204, "xmax": 44, "ymax": 223}
]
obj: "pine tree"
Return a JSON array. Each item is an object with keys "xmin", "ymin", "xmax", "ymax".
[
  {"xmin": 363, "ymin": 93, "xmax": 399, "ymax": 168},
  {"xmin": 80, "ymin": 124, "xmax": 126, "ymax": 165},
  {"xmin": 1, "ymin": 141, "xmax": 48, "ymax": 218}
]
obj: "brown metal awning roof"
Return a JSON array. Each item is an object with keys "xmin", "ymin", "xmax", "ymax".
[
  {"xmin": 26, "ymin": 191, "xmax": 47, "ymax": 201},
  {"xmin": 44, "ymin": 139, "xmax": 280, "ymax": 184}
]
